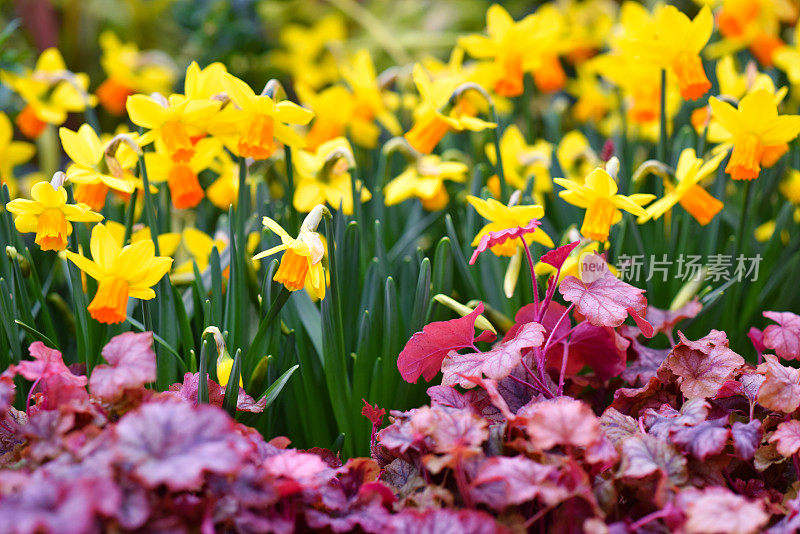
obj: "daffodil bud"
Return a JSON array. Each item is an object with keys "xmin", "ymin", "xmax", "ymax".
[
  {"xmin": 605, "ymin": 156, "xmax": 620, "ymax": 179},
  {"xmin": 433, "ymin": 294, "xmax": 497, "ymax": 334},
  {"xmin": 632, "ymin": 160, "xmax": 674, "ymax": 182},
  {"xmin": 6, "ymin": 246, "xmax": 30, "ymax": 277},
  {"xmin": 50, "ymin": 171, "xmax": 67, "ymax": 189}
]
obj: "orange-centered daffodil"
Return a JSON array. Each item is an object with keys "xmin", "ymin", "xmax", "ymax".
[
  {"xmin": 709, "ymin": 89, "xmax": 800, "ymax": 181},
  {"xmin": 221, "ymin": 73, "xmax": 314, "ymax": 160},
  {"xmin": 253, "ymin": 205, "xmax": 327, "ymax": 300},
  {"xmin": 6, "ymin": 175, "xmax": 103, "ymax": 251},
  {"xmin": 65, "ymin": 223, "xmax": 173, "ymax": 324},
  {"xmin": 637, "ymin": 148, "xmax": 727, "ymax": 226},
  {"xmin": 554, "ymin": 161, "xmax": 655, "ymax": 242},
  {"xmin": 467, "ymin": 195, "xmax": 554, "ymax": 257}
]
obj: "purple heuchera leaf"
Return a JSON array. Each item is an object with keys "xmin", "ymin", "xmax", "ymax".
[
  {"xmin": 539, "ymin": 240, "xmax": 580, "ymax": 270},
  {"xmin": 468, "ymin": 219, "xmax": 541, "ymax": 265},
  {"xmin": 558, "ymin": 271, "xmax": 650, "ymax": 332},
  {"xmin": 441, "ymin": 321, "xmax": 544, "ymax": 388},
  {"xmin": 89, "ymin": 332, "xmax": 156, "ymax": 402},
  {"xmin": 114, "ymin": 401, "xmax": 252, "ymax": 491},
  {"xmin": 762, "ymin": 311, "xmax": 800, "ymax": 360},
  {"xmin": 645, "ymin": 299, "xmax": 702, "ymax": 337},
  {"xmin": 397, "ymin": 303, "xmax": 495, "ymax": 383},
  {"xmin": 732, "ymin": 420, "xmax": 762, "ymax": 461},
  {"xmin": 547, "ymin": 323, "xmax": 629, "ymax": 381},
  {"xmin": 470, "ymin": 456, "xmax": 565, "ymax": 509},
  {"xmin": 670, "ymin": 417, "xmax": 730, "ymax": 460}
]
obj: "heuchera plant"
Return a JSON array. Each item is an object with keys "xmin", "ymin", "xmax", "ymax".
[{"xmin": 385, "ymin": 217, "xmax": 800, "ymax": 533}]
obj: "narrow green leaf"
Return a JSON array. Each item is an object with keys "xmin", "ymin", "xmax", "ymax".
[
  {"xmin": 260, "ymin": 364, "xmax": 299, "ymax": 410},
  {"xmin": 222, "ymin": 348, "xmax": 242, "ymax": 417},
  {"xmin": 14, "ymin": 320, "xmax": 57, "ymax": 348}
]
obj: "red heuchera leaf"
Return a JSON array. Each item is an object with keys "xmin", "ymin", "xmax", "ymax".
[
  {"xmin": 362, "ymin": 399, "xmax": 386, "ymax": 427},
  {"xmin": 526, "ymin": 398, "xmax": 601, "ymax": 450},
  {"xmin": 558, "ymin": 271, "xmax": 649, "ymax": 330},
  {"xmin": 114, "ymin": 401, "xmax": 252, "ymax": 491},
  {"xmin": 748, "ymin": 327, "xmax": 766, "ymax": 355},
  {"xmin": 263, "ymin": 449, "xmax": 335, "ymax": 496},
  {"xmin": 762, "ymin": 311, "xmax": 800, "ymax": 360},
  {"xmin": 166, "ymin": 372, "xmax": 267, "ymax": 413},
  {"xmin": 468, "ymin": 219, "xmax": 541, "ymax": 265},
  {"xmin": 89, "ymin": 332, "xmax": 156, "ymax": 402},
  {"xmin": 470, "ymin": 456, "xmax": 566, "ymax": 509},
  {"xmin": 441, "ymin": 321, "xmax": 545, "ymax": 388},
  {"xmin": 14, "ymin": 342, "xmax": 87, "ymax": 387},
  {"xmin": 769, "ymin": 420, "xmax": 800, "ymax": 457},
  {"xmin": 539, "ymin": 240, "xmax": 580, "ymax": 270},
  {"xmin": 389, "ymin": 508, "xmax": 505, "ymax": 534},
  {"xmin": 619, "ymin": 434, "xmax": 688, "ymax": 485},
  {"xmin": 670, "ymin": 417, "xmax": 730, "ymax": 460},
  {"xmin": 645, "ymin": 299, "xmax": 702, "ymax": 337},
  {"xmin": 0, "ymin": 373, "xmax": 14, "ymax": 414},
  {"xmin": 397, "ymin": 303, "xmax": 495, "ymax": 383},
  {"xmin": 667, "ymin": 330, "xmax": 744, "ymax": 398},
  {"xmin": 681, "ymin": 487, "xmax": 769, "ymax": 534},
  {"xmin": 409, "ymin": 405, "xmax": 488, "ymax": 455},
  {"xmin": 732, "ymin": 420, "xmax": 762, "ymax": 461},
  {"xmin": 547, "ymin": 323, "xmax": 629, "ymax": 381},
  {"xmin": 757, "ymin": 354, "xmax": 800, "ymax": 413}
]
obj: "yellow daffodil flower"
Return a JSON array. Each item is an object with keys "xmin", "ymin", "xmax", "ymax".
[
  {"xmin": 638, "ymin": 148, "xmax": 727, "ymax": 225},
  {"xmin": 2, "ymin": 48, "xmax": 94, "ymax": 139},
  {"xmin": 59, "ymin": 125, "xmax": 145, "ymax": 210},
  {"xmin": 293, "ymin": 137, "xmax": 370, "ymax": 215},
  {"xmin": 145, "ymin": 137, "xmax": 221, "ymax": 209},
  {"xmin": 554, "ymin": 162, "xmax": 655, "ymax": 242},
  {"xmin": 619, "ymin": 5, "xmax": 713, "ymax": 101},
  {"xmin": 485, "ymin": 125, "xmax": 552, "ymax": 203},
  {"xmin": 691, "ymin": 56, "xmax": 787, "ymax": 137},
  {"xmin": 459, "ymin": 4, "xmax": 563, "ymax": 96},
  {"xmin": 267, "ymin": 14, "xmax": 346, "ymax": 91},
  {"xmin": 404, "ymin": 63, "xmax": 495, "ymax": 154},
  {"xmin": 0, "ymin": 112, "xmax": 35, "ymax": 191},
  {"xmin": 127, "ymin": 92, "xmax": 220, "ymax": 164},
  {"xmin": 774, "ymin": 25, "xmax": 800, "ymax": 97},
  {"xmin": 253, "ymin": 205, "xmax": 327, "ymax": 300},
  {"xmin": 340, "ymin": 49, "xmax": 402, "ymax": 144},
  {"xmin": 712, "ymin": 0, "xmax": 797, "ymax": 67},
  {"xmin": 568, "ymin": 67, "xmax": 612, "ymax": 124},
  {"xmin": 206, "ymin": 150, "xmax": 241, "ymax": 210},
  {"xmin": 97, "ymin": 31, "xmax": 177, "ymax": 115},
  {"xmin": 184, "ymin": 61, "xmax": 228, "ymax": 100},
  {"xmin": 220, "ymin": 73, "xmax": 313, "ymax": 160},
  {"xmin": 467, "ymin": 195, "xmax": 554, "ymax": 257},
  {"xmin": 556, "ymin": 130, "xmax": 600, "ymax": 183},
  {"xmin": 384, "ymin": 155, "xmax": 468, "ymax": 210},
  {"xmin": 65, "ymin": 223, "xmax": 172, "ymax": 324},
  {"xmin": 103, "ymin": 220, "xmax": 181, "ymax": 256},
  {"xmin": 709, "ymin": 89, "xmax": 800, "ymax": 180},
  {"xmin": 6, "ymin": 176, "xmax": 103, "ymax": 251},
  {"xmin": 780, "ymin": 170, "xmax": 800, "ymax": 205}
]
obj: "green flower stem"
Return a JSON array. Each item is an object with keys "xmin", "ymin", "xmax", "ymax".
[{"xmin": 658, "ymin": 69, "xmax": 668, "ymax": 164}]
